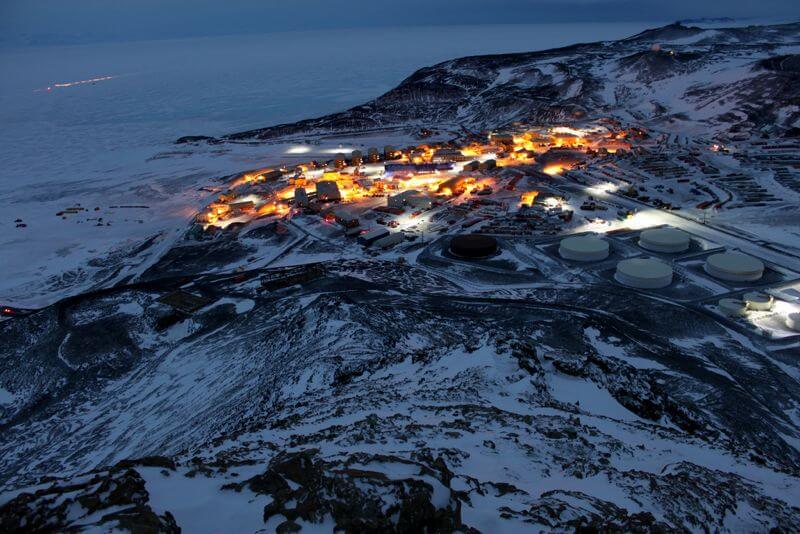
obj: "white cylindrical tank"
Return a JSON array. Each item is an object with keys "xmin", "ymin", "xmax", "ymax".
[
  {"xmin": 743, "ymin": 291, "xmax": 773, "ymax": 311},
  {"xmin": 786, "ymin": 312, "xmax": 800, "ymax": 332},
  {"xmin": 615, "ymin": 258, "xmax": 673, "ymax": 289},
  {"xmin": 705, "ymin": 252, "xmax": 764, "ymax": 282},
  {"xmin": 639, "ymin": 228, "xmax": 691, "ymax": 253},
  {"xmin": 559, "ymin": 235, "xmax": 610, "ymax": 262},
  {"xmin": 719, "ymin": 298, "xmax": 748, "ymax": 317}
]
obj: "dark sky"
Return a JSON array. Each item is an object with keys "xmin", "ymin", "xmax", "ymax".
[{"xmin": 1, "ymin": 0, "xmax": 798, "ymax": 46}]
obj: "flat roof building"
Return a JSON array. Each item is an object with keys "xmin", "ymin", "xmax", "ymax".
[
  {"xmin": 388, "ymin": 189, "xmax": 420, "ymax": 209},
  {"xmin": 489, "ymin": 132, "xmax": 514, "ymax": 145},
  {"xmin": 406, "ymin": 194, "xmax": 434, "ymax": 210},
  {"xmin": 373, "ymin": 232, "xmax": 405, "ymax": 249},
  {"xmin": 316, "ymin": 181, "xmax": 342, "ymax": 202},
  {"xmin": 432, "ymin": 148, "xmax": 469, "ymax": 163},
  {"xmin": 463, "ymin": 161, "xmax": 480, "ymax": 172},
  {"xmin": 228, "ymin": 200, "xmax": 255, "ymax": 215},
  {"xmin": 333, "ymin": 208, "xmax": 359, "ymax": 228},
  {"xmin": 359, "ymin": 227, "xmax": 390, "ymax": 245},
  {"xmin": 479, "ymin": 159, "xmax": 497, "ymax": 171}
]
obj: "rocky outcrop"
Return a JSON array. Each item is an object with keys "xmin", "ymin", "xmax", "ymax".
[
  {"xmin": 2, "ymin": 260, "xmax": 800, "ymax": 531},
  {"xmin": 0, "ymin": 459, "xmax": 178, "ymax": 533},
  {"xmin": 224, "ymin": 449, "xmax": 471, "ymax": 533}
]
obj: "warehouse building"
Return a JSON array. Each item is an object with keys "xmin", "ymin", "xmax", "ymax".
[
  {"xmin": 373, "ymin": 232, "xmax": 405, "ymax": 249},
  {"xmin": 479, "ymin": 159, "xmax": 497, "ymax": 171},
  {"xmin": 463, "ymin": 161, "xmax": 480, "ymax": 172},
  {"xmin": 228, "ymin": 200, "xmax": 255, "ymax": 215},
  {"xmin": 406, "ymin": 194, "xmax": 434, "ymax": 210},
  {"xmin": 333, "ymin": 208, "xmax": 359, "ymax": 228},
  {"xmin": 432, "ymin": 148, "xmax": 469, "ymax": 163},
  {"xmin": 388, "ymin": 189, "xmax": 420, "ymax": 209},
  {"xmin": 316, "ymin": 181, "xmax": 342, "ymax": 202},
  {"xmin": 385, "ymin": 163, "xmax": 453, "ymax": 173},
  {"xmin": 489, "ymin": 132, "xmax": 514, "ymax": 145},
  {"xmin": 358, "ymin": 227, "xmax": 390, "ymax": 245}
]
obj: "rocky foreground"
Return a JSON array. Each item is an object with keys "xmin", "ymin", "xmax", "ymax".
[{"xmin": 1, "ymin": 257, "xmax": 799, "ymax": 531}]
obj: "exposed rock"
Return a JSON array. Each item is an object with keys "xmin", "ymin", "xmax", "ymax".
[{"xmin": 225, "ymin": 450, "xmax": 471, "ymax": 532}]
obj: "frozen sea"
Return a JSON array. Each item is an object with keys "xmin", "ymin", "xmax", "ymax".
[{"xmin": 0, "ymin": 22, "xmax": 666, "ymax": 305}]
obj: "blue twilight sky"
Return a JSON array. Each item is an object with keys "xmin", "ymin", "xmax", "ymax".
[{"xmin": 0, "ymin": 0, "xmax": 798, "ymax": 46}]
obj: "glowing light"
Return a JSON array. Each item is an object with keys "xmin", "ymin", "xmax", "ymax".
[
  {"xmin": 520, "ymin": 191, "xmax": 539, "ymax": 206},
  {"xmin": 543, "ymin": 164, "xmax": 565, "ymax": 176},
  {"xmin": 287, "ymin": 146, "xmax": 312, "ymax": 154},
  {"xmin": 551, "ymin": 126, "xmax": 586, "ymax": 137},
  {"xmin": 625, "ymin": 209, "xmax": 671, "ymax": 230}
]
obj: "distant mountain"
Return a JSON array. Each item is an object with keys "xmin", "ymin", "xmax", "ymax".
[
  {"xmin": 676, "ymin": 17, "xmax": 740, "ymax": 25},
  {"xmin": 178, "ymin": 22, "xmax": 800, "ymax": 143}
]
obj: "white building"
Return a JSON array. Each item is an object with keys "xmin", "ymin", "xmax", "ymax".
[{"xmin": 743, "ymin": 291, "xmax": 773, "ymax": 311}]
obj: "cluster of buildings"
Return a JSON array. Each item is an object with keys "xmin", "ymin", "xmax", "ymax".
[
  {"xmin": 189, "ymin": 122, "xmax": 646, "ymax": 246},
  {"xmin": 179, "ymin": 117, "xmax": 800, "ymax": 350}
]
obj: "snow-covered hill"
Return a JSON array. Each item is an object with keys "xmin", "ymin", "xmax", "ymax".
[
  {"xmin": 2, "ymin": 259, "xmax": 800, "ymax": 531},
  {"xmin": 4, "ymin": 22, "xmax": 800, "ymax": 532},
  {"xmin": 201, "ymin": 22, "xmax": 800, "ymax": 142}
]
